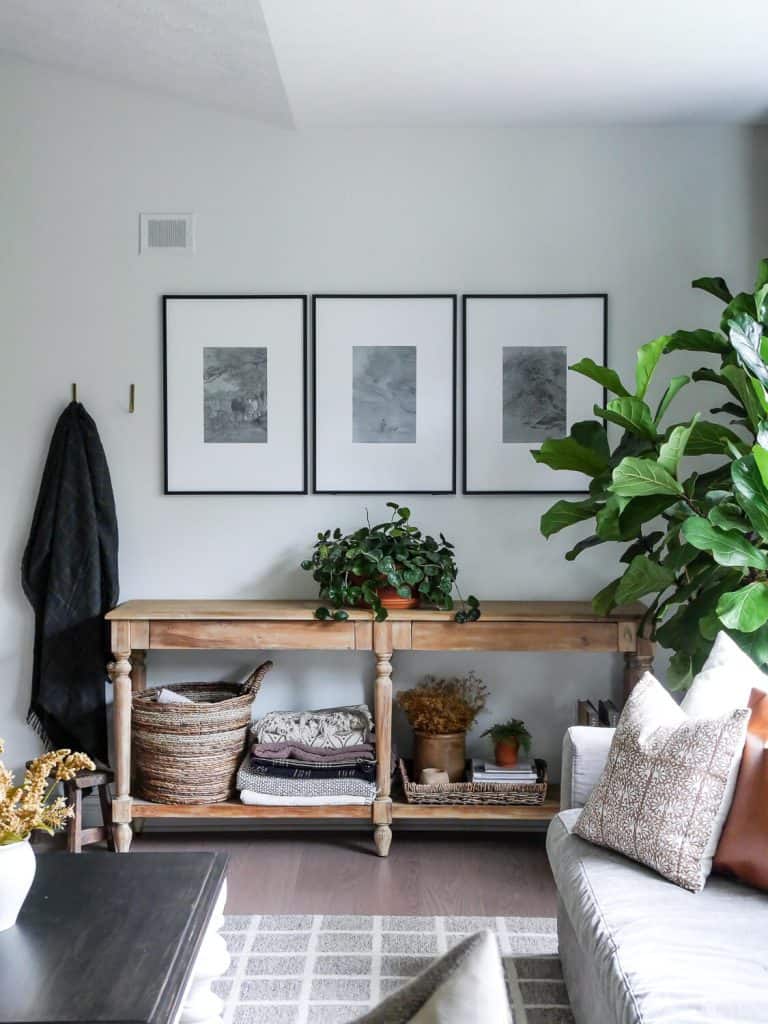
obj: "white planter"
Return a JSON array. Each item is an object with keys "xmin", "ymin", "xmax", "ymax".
[{"xmin": 0, "ymin": 839, "xmax": 36, "ymax": 931}]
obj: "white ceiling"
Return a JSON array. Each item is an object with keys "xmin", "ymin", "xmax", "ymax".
[{"xmin": 1, "ymin": 0, "xmax": 767, "ymax": 127}]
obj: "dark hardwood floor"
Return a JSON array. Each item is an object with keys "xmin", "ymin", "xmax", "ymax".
[{"xmin": 127, "ymin": 828, "xmax": 557, "ymax": 916}]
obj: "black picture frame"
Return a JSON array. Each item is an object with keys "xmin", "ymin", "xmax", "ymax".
[
  {"xmin": 312, "ymin": 293, "xmax": 458, "ymax": 495},
  {"xmin": 163, "ymin": 294, "xmax": 308, "ymax": 495},
  {"xmin": 462, "ymin": 293, "xmax": 608, "ymax": 495}
]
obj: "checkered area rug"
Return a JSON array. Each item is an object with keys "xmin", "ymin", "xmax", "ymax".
[{"xmin": 215, "ymin": 914, "xmax": 574, "ymax": 1024}]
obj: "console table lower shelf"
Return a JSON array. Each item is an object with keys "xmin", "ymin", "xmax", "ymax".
[{"xmin": 106, "ymin": 599, "xmax": 652, "ymax": 857}]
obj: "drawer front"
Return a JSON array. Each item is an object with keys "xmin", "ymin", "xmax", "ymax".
[
  {"xmin": 149, "ymin": 620, "xmax": 357, "ymax": 650},
  {"xmin": 411, "ymin": 620, "xmax": 619, "ymax": 652}
]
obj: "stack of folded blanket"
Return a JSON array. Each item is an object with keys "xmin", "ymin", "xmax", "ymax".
[{"xmin": 237, "ymin": 704, "xmax": 380, "ymax": 805}]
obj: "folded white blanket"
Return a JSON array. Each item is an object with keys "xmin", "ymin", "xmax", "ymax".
[{"xmin": 240, "ymin": 791, "xmax": 372, "ymax": 806}]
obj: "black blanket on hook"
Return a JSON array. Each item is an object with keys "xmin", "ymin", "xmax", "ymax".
[{"xmin": 21, "ymin": 401, "xmax": 119, "ymax": 763}]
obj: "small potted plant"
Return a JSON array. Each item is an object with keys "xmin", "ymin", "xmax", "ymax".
[
  {"xmin": 0, "ymin": 739, "xmax": 94, "ymax": 931},
  {"xmin": 301, "ymin": 501, "xmax": 481, "ymax": 623},
  {"xmin": 481, "ymin": 719, "xmax": 532, "ymax": 767},
  {"xmin": 397, "ymin": 672, "xmax": 488, "ymax": 781}
]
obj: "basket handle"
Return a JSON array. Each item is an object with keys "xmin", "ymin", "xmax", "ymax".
[{"xmin": 241, "ymin": 660, "xmax": 273, "ymax": 696}]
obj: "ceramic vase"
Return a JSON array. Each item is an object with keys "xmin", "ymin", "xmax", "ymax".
[
  {"xmin": 413, "ymin": 731, "xmax": 466, "ymax": 782},
  {"xmin": 0, "ymin": 838, "xmax": 36, "ymax": 931}
]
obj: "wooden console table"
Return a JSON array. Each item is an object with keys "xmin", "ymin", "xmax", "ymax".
[{"xmin": 106, "ymin": 600, "xmax": 652, "ymax": 856}]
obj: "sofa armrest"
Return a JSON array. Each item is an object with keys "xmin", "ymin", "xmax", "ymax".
[{"xmin": 560, "ymin": 726, "xmax": 615, "ymax": 811}]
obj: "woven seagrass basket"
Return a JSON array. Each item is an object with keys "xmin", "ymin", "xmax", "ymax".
[
  {"xmin": 132, "ymin": 661, "xmax": 272, "ymax": 804},
  {"xmin": 399, "ymin": 758, "xmax": 548, "ymax": 806}
]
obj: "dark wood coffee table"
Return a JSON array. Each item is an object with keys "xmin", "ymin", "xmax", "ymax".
[{"xmin": 0, "ymin": 852, "xmax": 228, "ymax": 1023}]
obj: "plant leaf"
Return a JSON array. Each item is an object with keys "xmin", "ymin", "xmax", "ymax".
[
  {"xmin": 610, "ymin": 457, "xmax": 683, "ymax": 498},
  {"xmin": 531, "ymin": 435, "xmax": 608, "ymax": 477},
  {"xmin": 681, "ymin": 516, "xmax": 768, "ymax": 569},
  {"xmin": 634, "ymin": 336, "xmax": 668, "ymax": 399},
  {"xmin": 707, "ymin": 503, "xmax": 750, "ymax": 533},
  {"xmin": 594, "ymin": 397, "xmax": 657, "ymax": 439},
  {"xmin": 614, "ymin": 555, "xmax": 675, "ymax": 605},
  {"xmin": 592, "ymin": 578, "xmax": 620, "ymax": 616},
  {"xmin": 564, "ymin": 535, "xmax": 605, "ymax": 561},
  {"xmin": 663, "ymin": 329, "xmax": 730, "ymax": 355},
  {"xmin": 683, "ymin": 419, "xmax": 747, "ymax": 457},
  {"xmin": 720, "ymin": 292, "xmax": 758, "ymax": 336},
  {"xmin": 569, "ymin": 357, "xmax": 629, "ymax": 397},
  {"xmin": 654, "ymin": 375, "xmax": 690, "ymax": 425},
  {"xmin": 728, "ymin": 312, "xmax": 768, "ymax": 386},
  {"xmin": 717, "ymin": 582, "xmax": 768, "ymax": 633},
  {"xmin": 756, "ymin": 258, "xmax": 768, "ymax": 294},
  {"xmin": 721, "ymin": 364, "xmax": 766, "ymax": 431},
  {"xmin": 657, "ymin": 414, "xmax": 699, "ymax": 476},
  {"xmin": 732, "ymin": 455, "xmax": 768, "ymax": 542},
  {"xmin": 667, "ymin": 650, "xmax": 694, "ymax": 691},
  {"xmin": 540, "ymin": 498, "xmax": 597, "ymax": 538},
  {"xmin": 692, "ymin": 275, "xmax": 733, "ymax": 304}
]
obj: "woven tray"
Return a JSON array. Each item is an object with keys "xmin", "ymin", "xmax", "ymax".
[{"xmin": 399, "ymin": 758, "xmax": 548, "ymax": 806}]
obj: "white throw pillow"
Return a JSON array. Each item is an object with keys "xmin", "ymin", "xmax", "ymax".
[
  {"xmin": 575, "ymin": 673, "xmax": 749, "ymax": 892},
  {"xmin": 352, "ymin": 931, "xmax": 511, "ymax": 1024},
  {"xmin": 681, "ymin": 631, "xmax": 764, "ymax": 718}
]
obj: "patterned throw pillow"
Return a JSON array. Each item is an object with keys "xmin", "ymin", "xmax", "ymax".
[{"xmin": 575, "ymin": 674, "xmax": 749, "ymax": 892}]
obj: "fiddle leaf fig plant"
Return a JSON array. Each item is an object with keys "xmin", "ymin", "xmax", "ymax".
[
  {"xmin": 301, "ymin": 502, "xmax": 480, "ymax": 623},
  {"xmin": 534, "ymin": 259, "xmax": 768, "ymax": 688}
]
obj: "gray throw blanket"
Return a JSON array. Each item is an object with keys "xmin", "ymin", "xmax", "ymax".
[
  {"xmin": 21, "ymin": 402, "xmax": 118, "ymax": 762},
  {"xmin": 251, "ymin": 742, "xmax": 376, "ymax": 763}
]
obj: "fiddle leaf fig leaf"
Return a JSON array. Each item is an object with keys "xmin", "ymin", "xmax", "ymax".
[
  {"xmin": 707, "ymin": 503, "xmax": 751, "ymax": 534},
  {"xmin": 756, "ymin": 258, "xmax": 768, "ymax": 294},
  {"xmin": 692, "ymin": 275, "xmax": 733, "ymax": 304},
  {"xmin": 654, "ymin": 375, "xmax": 690, "ymax": 425},
  {"xmin": 610, "ymin": 457, "xmax": 684, "ymax": 498},
  {"xmin": 681, "ymin": 516, "xmax": 768, "ymax": 569},
  {"xmin": 592, "ymin": 578, "xmax": 621, "ymax": 616},
  {"xmin": 658, "ymin": 414, "xmax": 699, "ymax": 476},
  {"xmin": 614, "ymin": 555, "xmax": 675, "ymax": 605},
  {"xmin": 594, "ymin": 398, "xmax": 657, "ymax": 440},
  {"xmin": 569, "ymin": 358, "xmax": 629, "ymax": 397},
  {"xmin": 720, "ymin": 364, "xmax": 765, "ymax": 431},
  {"xmin": 728, "ymin": 313, "xmax": 768, "ymax": 387},
  {"xmin": 662, "ymin": 329, "xmax": 729, "ymax": 355},
  {"xmin": 635, "ymin": 336, "xmax": 668, "ymax": 399},
  {"xmin": 717, "ymin": 582, "xmax": 768, "ymax": 633},
  {"xmin": 732, "ymin": 456, "xmax": 768, "ymax": 542},
  {"xmin": 564, "ymin": 535, "xmax": 605, "ymax": 561},
  {"xmin": 683, "ymin": 419, "xmax": 748, "ymax": 457},
  {"xmin": 753, "ymin": 444, "xmax": 768, "ymax": 491},
  {"xmin": 540, "ymin": 498, "xmax": 597, "ymax": 538},
  {"xmin": 667, "ymin": 650, "xmax": 694, "ymax": 691},
  {"xmin": 531, "ymin": 435, "xmax": 608, "ymax": 477},
  {"xmin": 720, "ymin": 292, "xmax": 758, "ymax": 336}
]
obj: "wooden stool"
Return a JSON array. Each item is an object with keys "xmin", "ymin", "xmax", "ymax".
[
  {"xmin": 64, "ymin": 767, "xmax": 115, "ymax": 853},
  {"xmin": 26, "ymin": 762, "xmax": 115, "ymax": 852}
]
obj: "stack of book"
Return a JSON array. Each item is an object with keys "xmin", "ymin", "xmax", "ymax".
[
  {"xmin": 577, "ymin": 698, "xmax": 619, "ymax": 727},
  {"xmin": 470, "ymin": 758, "xmax": 538, "ymax": 784}
]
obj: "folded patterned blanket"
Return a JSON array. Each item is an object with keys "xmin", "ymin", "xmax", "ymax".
[
  {"xmin": 251, "ymin": 741, "xmax": 376, "ymax": 762},
  {"xmin": 252, "ymin": 705, "xmax": 373, "ymax": 748},
  {"xmin": 237, "ymin": 754, "xmax": 377, "ymax": 801},
  {"xmin": 249, "ymin": 755, "xmax": 377, "ymax": 782}
]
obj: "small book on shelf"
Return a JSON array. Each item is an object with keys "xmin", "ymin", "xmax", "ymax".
[
  {"xmin": 470, "ymin": 758, "xmax": 538, "ymax": 784},
  {"xmin": 598, "ymin": 699, "xmax": 619, "ymax": 727}
]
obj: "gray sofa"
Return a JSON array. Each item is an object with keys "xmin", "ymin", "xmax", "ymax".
[{"xmin": 547, "ymin": 726, "xmax": 768, "ymax": 1024}]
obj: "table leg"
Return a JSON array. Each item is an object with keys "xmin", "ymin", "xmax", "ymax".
[
  {"xmin": 110, "ymin": 644, "xmax": 133, "ymax": 853},
  {"xmin": 623, "ymin": 635, "xmax": 654, "ymax": 703},
  {"xmin": 373, "ymin": 622, "xmax": 393, "ymax": 858}
]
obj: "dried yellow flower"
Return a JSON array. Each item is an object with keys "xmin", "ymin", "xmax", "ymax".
[{"xmin": 0, "ymin": 738, "xmax": 95, "ymax": 845}]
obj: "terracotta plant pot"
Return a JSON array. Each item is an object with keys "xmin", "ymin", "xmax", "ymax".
[
  {"xmin": 494, "ymin": 738, "xmax": 520, "ymax": 767},
  {"xmin": 413, "ymin": 731, "xmax": 466, "ymax": 782},
  {"xmin": 350, "ymin": 575, "xmax": 420, "ymax": 611}
]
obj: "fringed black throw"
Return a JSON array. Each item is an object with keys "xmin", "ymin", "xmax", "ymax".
[{"xmin": 21, "ymin": 401, "xmax": 119, "ymax": 763}]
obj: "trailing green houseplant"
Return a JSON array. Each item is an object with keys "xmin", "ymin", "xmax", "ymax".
[
  {"xmin": 301, "ymin": 502, "xmax": 480, "ymax": 622},
  {"xmin": 533, "ymin": 258, "xmax": 768, "ymax": 687}
]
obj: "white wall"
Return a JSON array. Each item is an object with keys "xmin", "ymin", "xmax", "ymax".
[{"xmin": 1, "ymin": 57, "xmax": 763, "ymax": 782}]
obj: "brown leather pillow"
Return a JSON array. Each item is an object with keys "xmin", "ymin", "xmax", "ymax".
[{"xmin": 714, "ymin": 687, "xmax": 768, "ymax": 890}]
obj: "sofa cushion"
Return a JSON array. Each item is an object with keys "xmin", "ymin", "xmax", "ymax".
[
  {"xmin": 681, "ymin": 631, "xmax": 764, "ymax": 719},
  {"xmin": 574, "ymin": 674, "xmax": 749, "ymax": 891},
  {"xmin": 548, "ymin": 809, "xmax": 768, "ymax": 1024}
]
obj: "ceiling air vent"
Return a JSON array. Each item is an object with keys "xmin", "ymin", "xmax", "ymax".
[{"xmin": 139, "ymin": 213, "xmax": 195, "ymax": 253}]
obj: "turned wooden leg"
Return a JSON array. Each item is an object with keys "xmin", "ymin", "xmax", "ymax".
[
  {"xmin": 623, "ymin": 635, "xmax": 654, "ymax": 704},
  {"xmin": 110, "ymin": 640, "xmax": 133, "ymax": 853},
  {"xmin": 373, "ymin": 622, "xmax": 393, "ymax": 858}
]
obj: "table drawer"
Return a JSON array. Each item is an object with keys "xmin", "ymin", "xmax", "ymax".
[
  {"xmin": 411, "ymin": 620, "xmax": 619, "ymax": 652},
  {"xmin": 149, "ymin": 619, "xmax": 357, "ymax": 650}
]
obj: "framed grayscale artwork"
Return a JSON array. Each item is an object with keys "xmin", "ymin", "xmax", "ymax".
[
  {"xmin": 163, "ymin": 295, "xmax": 307, "ymax": 493},
  {"xmin": 463, "ymin": 294, "xmax": 607, "ymax": 494},
  {"xmin": 312, "ymin": 295, "xmax": 457, "ymax": 494}
]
